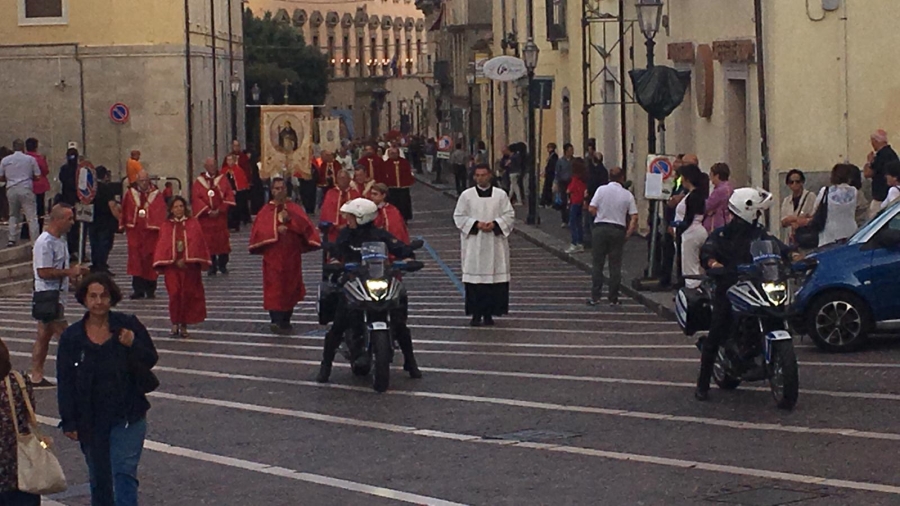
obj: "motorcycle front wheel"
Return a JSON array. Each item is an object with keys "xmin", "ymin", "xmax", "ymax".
[
  {"xmin": 769, "ymin": 341, "xmax": 799, "ymax": 410},
  {"xmin": 712, "ymin": 347, "xmax": 741, "ymax": 390},
  {"xmin": 372, "ymin": 330, "xmax": 392, "ymax": 393}
]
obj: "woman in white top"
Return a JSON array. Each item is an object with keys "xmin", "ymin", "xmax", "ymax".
[
  {"xmin": 807, "ymin": 164, "xmax": 858, "ymax": 247},
  {"xmin": 880, "ymin": 161, "xmax": 900, "ymax": 210},
  {"xmin": 779, "ymin": 169, "xmax": 816, "ymax": 245}
]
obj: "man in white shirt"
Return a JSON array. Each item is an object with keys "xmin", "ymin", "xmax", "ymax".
[
  {"xmin": 0, "ymin": 139, "xmax": 41, "ymax": 247},
  {"xmin": 587, "ymin": 167, "xmax": 638, "ymax": 306},
  {"xmin": 32, "ymin": 204, "xmax": 88, "ymax": 387}
]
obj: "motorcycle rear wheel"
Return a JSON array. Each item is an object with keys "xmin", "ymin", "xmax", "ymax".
[
  {"xmin": 713, "ymin": 347, "xmax": 741, "ymax": 390},
  {"xmin": 769, "ymin": 341, "xmax": 799, "ymax": 410},
  {"xmin": 372, "ymin": 330, "xmax": 392, "ymax": 393}
]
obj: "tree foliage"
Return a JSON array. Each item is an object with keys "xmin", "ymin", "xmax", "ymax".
[{"xmin": 243, "ymin": 10, "xmax": 328, "ymax": 106}]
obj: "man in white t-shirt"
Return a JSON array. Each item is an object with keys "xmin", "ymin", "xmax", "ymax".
[
  {"xmin": 0, "ymin": 138, "xmax": 40, "ymax": 247},
  {"xmin": 31, "ymin": 204, "xmax": 88, "ymax": 387},
  {"xmin": 587, "ymin": 167, "xmax": 639, "ymax": 306}
]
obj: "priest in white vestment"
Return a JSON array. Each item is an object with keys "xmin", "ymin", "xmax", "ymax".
[{"xmin": 453, "ymin": 165, "xmax": 516, "ymax": 327}]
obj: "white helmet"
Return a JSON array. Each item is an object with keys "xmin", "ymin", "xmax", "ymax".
[
  {"xmin": 340, "ymin": 198, "xmax": 378, "ymax": 225},
  {"xmin": 728, "ymin": 187, "xmax": 774, "ymax": 224}
]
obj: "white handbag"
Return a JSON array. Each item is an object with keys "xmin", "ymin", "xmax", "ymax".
[{"xmin": 5, "ymin": 371, "xmax": 68, "ymax": 495}]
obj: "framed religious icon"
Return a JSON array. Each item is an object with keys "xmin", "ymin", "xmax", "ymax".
[{"xmin": 260, "ymin": 105, "xmax": 314, "ymax": 180}]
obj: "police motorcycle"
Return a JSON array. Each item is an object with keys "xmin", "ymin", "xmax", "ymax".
[
  {"xmin": 317, "ymin": 225, "xmax": 424, "ymax": 392},
  {"xmin": 676, "ymin": 240, "xmax": 802, "ymax": 410}
]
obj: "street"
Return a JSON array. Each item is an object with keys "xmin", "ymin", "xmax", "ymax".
[{"xmin": 5, "ymin": 183, "xmax": 900, "ymax": 505}]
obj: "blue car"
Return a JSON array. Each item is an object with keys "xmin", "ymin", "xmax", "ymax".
[{"xmin": 794, "ymin": 201, "xmax": 900, "ymax": 352}]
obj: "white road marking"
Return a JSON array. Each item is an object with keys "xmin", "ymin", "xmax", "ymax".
[
  {"xmin": 31, "ymin": 415, "xmax": 469, "ymax": 506},
  {"xmin": 56, "ymin": 390, "xmax": 900, "ymax": 497},
  {"xmin": 10, "ymin": 348, "xmax": 900, "ymax": 403}
]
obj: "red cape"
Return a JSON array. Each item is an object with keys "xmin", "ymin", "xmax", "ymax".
[
  {"xmin": 375, "ymin": 203, "xmax": 410, "ymax": 244},
  {"xmin": 377, "ymin": 158, "xmax": 416, "ymax": 188},
  {"xmin": 317, "ymin": 161, "xmax": 343, "ymax": 187},
  {"xmin": 222, "ymin": 163, "xmax": 250, "ymax": 192},
  {"xmin": 153, "ymin": 217, "xmax": 212, "ymax": 269},
  {"xmin": 249, "ymin": 201, "xmax": 321, "ymax": 255},
  {"xmin": 120, "ymin": 188, "xmax": 166, "ymax": 231},
  {"xmin": 357, "ymin": 154, "xmax": 383, "ymax": 182},
  {"xmin": 192, "ymin": 174, "xmax": 235, "ymax": 255},
  {"xmin": 320, "ymin": 187, "xmax": 361, "ymax": 242}
]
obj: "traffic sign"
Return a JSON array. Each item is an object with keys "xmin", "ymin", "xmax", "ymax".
[
  {"xmin": 109, "ymin": 102, "xmax": 130, "ymax": 124},
  {"xmin": 647, "ymin": 156, "xmax": 674, "ymax": 180}
]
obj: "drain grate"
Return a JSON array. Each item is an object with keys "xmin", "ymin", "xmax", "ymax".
[
  {"xmin": 483, "ymin": 429, "xmax": 581, "ymax": 443},
  {"xmin": 707, "ymin": 487, "xmax": 827, "ymax": 506}
]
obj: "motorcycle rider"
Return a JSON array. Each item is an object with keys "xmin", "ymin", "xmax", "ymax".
[
  {"xmin": 695, "ymin": 188, "xmax": 792, "ymax": 401},
  {"xmin": 316, "ymin": 198, "xmax": 423, "ymax": 383}
]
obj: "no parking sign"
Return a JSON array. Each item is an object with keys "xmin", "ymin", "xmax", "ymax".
[
  {"xmin": 109, "ymin": 102, "xmax": 130, "ymax": 124},
  {"xmin": 645, "ymin": 155, "xmax": 676, "ymax": 200}
]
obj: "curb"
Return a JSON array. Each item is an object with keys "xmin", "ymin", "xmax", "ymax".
[{"xmin": 414, "ymin": 175, "xmax": 677, "ymax": 321}]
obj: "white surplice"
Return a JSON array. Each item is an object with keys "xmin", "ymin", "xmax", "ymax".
[{"xmin": 453, "ymin": 186, "xmax": 516, "ymax": 284}]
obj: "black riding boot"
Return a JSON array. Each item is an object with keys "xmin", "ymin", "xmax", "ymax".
[
  {"xmin": 395, "ymin": 326, "xmax": 421, "ymax": 379},
  {"xmin": 317, "ymin": 329, "xmax": 343, "ymax": 383}
]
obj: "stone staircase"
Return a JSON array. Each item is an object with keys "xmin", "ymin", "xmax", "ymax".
[{"xmin": 0, "ymin": 244, "xmax": 33, "ymax": 296}]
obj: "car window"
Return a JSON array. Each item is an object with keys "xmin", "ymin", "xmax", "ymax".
[
  {"xmin": 849, "ymin": 202, "xmax": 900, "ymax": 245},
  {"xmin": 888, "ymin": 213, "xmax": 900, "ymax": 231}
]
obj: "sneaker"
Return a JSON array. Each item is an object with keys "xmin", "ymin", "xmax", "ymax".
[
  {"xmin": 571, "ymin": 244, "xmax": 584, "ymax": 253},
  {"xmin": 32, "ymin": 378, "xmax": 56, "ymax": 389},
  {"xmin": 586, "ymin": 298, "xmax": 601, "ymax": 307},
  {"xmin": 609, "ymin": 299, "xmax": 621, "ymax": 307},
  {"xmin": 564, "ymin": 244, "xmax": 578, "ymax": 254},
  {"xmin": 6, "ymin": 241, "xmax": 15, "ymax": 248}
]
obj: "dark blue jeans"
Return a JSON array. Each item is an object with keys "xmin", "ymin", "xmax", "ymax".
[
  {"xmin": 569, "ymin": 204, "xmax": 584, "ymax": 245},
  {"xmin": 89, "ymin": 226, "xmax": 116, "ymax": 273},
  {"xmin": 80, "ymin": 418, "xmax": 147, "ymax": 506}
]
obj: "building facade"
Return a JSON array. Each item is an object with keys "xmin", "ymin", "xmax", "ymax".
[
  {"xmin": 490, "ymin": 0, "xmax": 900, "ymax": 230},
  {"xmin": 247, "ymin": 0, "xmax": 431, "ymax": 141},
  {"xmin": 0, "ymin": 0, "xmax": 244, "ymax": 191}
]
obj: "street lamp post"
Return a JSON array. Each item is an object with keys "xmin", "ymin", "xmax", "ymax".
[
  {"xmin": 522, "ymin": 37, "xmax": 540, "ymax": 226},
  {"xmin": 230, "ymin": 72, "xmax": 241, "ymax": 143},
  {"xmin": 413, "ymin": 91, "xmax": 422, "ymax": 135},
  {"xmin": 636, "ymin": 0, "xmax": 665, "ymax": 281}
]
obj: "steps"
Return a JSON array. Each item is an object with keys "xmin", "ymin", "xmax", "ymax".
[{"xmin": 0, "ymin": 244, "xmax": 33, "ymax": 297}]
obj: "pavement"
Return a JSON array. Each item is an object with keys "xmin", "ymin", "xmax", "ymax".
[{"xmin": 3, "ymin": 182, "xmax": 900, "ymax": 504}]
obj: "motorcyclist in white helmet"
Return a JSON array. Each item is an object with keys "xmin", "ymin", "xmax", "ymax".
[
  {"xmin": 316, "ymin": 198, "xmax": 422, "ymax": 383},
  {"xmin": 694, "ymin": 188, "xmax": 793, "ymax": 401}
]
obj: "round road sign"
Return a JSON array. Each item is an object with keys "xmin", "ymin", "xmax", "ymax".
[
  {"xmin": 109, "ymin": 103, "xmax": 130, "ymax": 124},
  {"xmin": 648, "ymin": 156, "xmax": 674, "ymax": 180}
]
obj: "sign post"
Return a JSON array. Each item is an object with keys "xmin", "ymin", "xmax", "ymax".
[{"xmin": 643, "ymin": 155, "xmax": 675, "ymax": 281}]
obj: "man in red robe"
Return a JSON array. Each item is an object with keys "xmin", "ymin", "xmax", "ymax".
[
  {"xmin": 357, "ymin": 144, "xmax": 383, "ymax": 183},
  {"xmin": 222, "ymin": 153, "xmax": 250, "ymax": 232},
  {"xmin": 370, "ymin": 182, "xmax": 410, "ymax": 244},
  {"xmin": 319, "ymin": 170, "xmax": 361, "ymax": 243},
  {"xmin": 316, "ymin": 150, "xmax": 342, "ymax": 189},
  {"xmin": 352, "ymin": 166, "xmax": 375, "ymax": 199},
  {"xmin": 249, "ymin": 177, "xmax": 321, "ymax": 333},
  {"xmin": 119, "ymin": 170, "xmax": 166, "ymax": 299},
  {"xmin": 377, "ymin": 147, "xmax": 416, "ymax": 221},
  {"xmin": 153, "ymin": 196, "xmax": 211, "ymax": 337},
  {"xmin": 192, "ymin": 157, "xmax": 235, "ymax": 275}
]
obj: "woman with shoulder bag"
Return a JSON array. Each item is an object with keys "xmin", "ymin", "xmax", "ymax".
[
  {"xmin": 779, "ymin": 169, "xmax": 816, "ymax": 246},
  {"xmin": 0, "ymin": 339, "xmax": 41, "ymax": 506},
  {"xmin": 797, "ymin": 164, "xmax": 858, "ymax": 248},
  {"xmin": 57, "ymin": 274, "xmax": 158, "ymax": 506}
]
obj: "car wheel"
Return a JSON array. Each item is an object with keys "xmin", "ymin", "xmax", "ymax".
[{"xmin": 806, "ymin": 291, "xmax": 872, "ymax": 353}]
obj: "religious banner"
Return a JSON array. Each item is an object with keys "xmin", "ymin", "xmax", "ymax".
[
  {"xmin": 319, "ymin": 117, "xmax": 342, "ymax": 153},
  {"xmin": 260, "ymin": 105, "xmax": 314, "ymax": 180}
]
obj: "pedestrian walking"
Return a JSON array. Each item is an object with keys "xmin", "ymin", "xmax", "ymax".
[
  {"xmin": 0, "ymin": 139, "xmax": 40, "ymax": 248},
  {"xmin": 453, "ymin": 164, "xmax": 515, "ymax": 327},
  {"xmin": 88, "ymin": 166, "xmax": 122, "ymax": 274},
  {"xmin": 0, "ymin": 338, "xmax": 42, "ymax": 506},
  {"xmin": 25, "ymin": 137, "xmax": 50, "ymax": 236},
  {"xmin": 864, "ymin": 129, "xmax": 899, "ymax": 219},
  {"xmin": 587, "ymin": 167, "xmax": 638, "ymax": 306},
  {"xmin": 57, "ymin": 273, "xmax": 158, "ymax": 506},
  {"xmin": 249, "ymin": 177, "xmax": 321, "ymax": 333},
  {"xmin": 59, "ymin": 148, "xmax": 81, "ymax": 259},
  {"xmin": 379, "ymin": 148, "xmax": 416, "ymax": 221},
  {"xmin": 554, "ymin": 143, "xmax": 575, "ymax": 227},
  {"xmin": 541, "ymin": 143, "xmax": 558, "ymax": 207},
  {"xmin": 675, "ymin": 164, "xmax": 709, "ymax": 289},
  {"xmin": 319, "ymin": 171, "xmax": 361, "ymax": 243},
  {"xmin": 372, "ymin": 182, "xmax": 410, "ymax": 244},
  {"xmin": 807, "ymin": 164, "xmax": 859, "ymax": 247},
  {"xmin": 779, "ymin": 169, "xmax": 816, "ymax": 245},
  {"xmin": 584, "ymin": 140, "xmax": 609, "ymax": 247},
  {"xmin": 565, "ymin": 158, "xmax": 588, "ymax": 253},
  {"xmin": 32, "ymin": 204, "xmax": 89, "ymax": 388},
  {"xmin": 192, "ymin": 158, "xmax": 235, "ymax": 276},
  {"xmin": 450, "ymin": 143, "xmax": 468, "ymax": 195},
  {"xmin": 509, "ymin": 143, "xmax": 527, "ymax": 206},
  {"xmin": 120, "ymin": 171, "xmax": 165, "ymax": 299},
  {"xmin": 703, "ymin": 163, "xmax": 733, "ymax": 232},
  {"xmin": 153, "ymin": 196, "xmax": 211, "ymax": 338}
]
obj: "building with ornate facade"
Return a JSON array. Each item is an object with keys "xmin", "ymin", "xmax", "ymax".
[{"xmin": 247, "ymin": 0, "xmax": 431, "ymax": 140}]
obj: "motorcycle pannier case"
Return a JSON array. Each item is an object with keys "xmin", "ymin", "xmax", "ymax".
[
  {"xmin": 675, "ymin": 287, "xmax": 711, "ymax": 336},
  {"xmin": 317, "ymin": 282, "xmax": 341, "ymax": 325}
]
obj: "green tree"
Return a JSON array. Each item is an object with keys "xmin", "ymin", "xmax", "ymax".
[{"xmin": 243, "ymin": 9, "xmax": 328, "ymax": 105}]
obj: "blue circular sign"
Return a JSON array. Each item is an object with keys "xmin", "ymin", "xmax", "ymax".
[
  {"xmin": 109, "ymin": 103, "xmax": 129, "ymax": 124},
  {"xmin": 649, "ymin": 157, "xmax": 673, "ymax": 180}
]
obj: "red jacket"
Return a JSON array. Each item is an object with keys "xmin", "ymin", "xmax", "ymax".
[{"xmin": 567, "ymin": 176, "xmax": 587, "ymax": 206}]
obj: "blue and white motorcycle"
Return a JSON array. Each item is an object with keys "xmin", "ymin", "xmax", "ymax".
[{"xmin": 676, "ymin": 240, "xmax": 801, "ymax": 410}]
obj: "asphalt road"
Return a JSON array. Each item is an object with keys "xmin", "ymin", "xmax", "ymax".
[{"xmin": 6, "ymin": 184, "xmax": 900, "ymax": 505}]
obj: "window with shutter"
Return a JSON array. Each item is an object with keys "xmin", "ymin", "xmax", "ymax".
[{"xmin": 546, "ymin": 0, "xmax": 567, "ymax": 41}]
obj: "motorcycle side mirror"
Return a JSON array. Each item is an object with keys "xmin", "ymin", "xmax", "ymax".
[{"xmin": 409, "ymin": 239, "xmax": 425, "ymax": 250}]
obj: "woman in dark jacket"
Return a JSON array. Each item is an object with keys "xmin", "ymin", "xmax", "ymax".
[
  {"xmin": 0, "ymin": 339, "xmax": 40, "ymax": 506},
  {"xmin": 57, "ymin": 273, "xmax": 158, "ymax": 506}
]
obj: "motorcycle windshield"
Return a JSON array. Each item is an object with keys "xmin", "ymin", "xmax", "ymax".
[
  {"xmin": 750, "ymin": 240, "xmax": 782, "ymax": 282},
  {"xmin": 361, "ymin": 242, "xmax": 388, "ymax": 279}
]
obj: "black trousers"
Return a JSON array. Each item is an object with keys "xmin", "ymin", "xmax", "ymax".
[
  {"xmin": 132, "ymin": 277, "xmax": 158, "ymax": 296},
  {"xmin": 558, "ymin": 180, "xmax": 570, "ymax": 224},
  {"xmin": 388, "ymin": 187, "xmax": 413, "ymax": 221},
  {"xmin": 453, "ymin": 164, "xmax": 467, "ymax": 194},
  {"xmin": 657, "ymin": 231, "xmax": 676, "ymax": 286},
  {"xmin": 228, "ymin": 191, "xmax": 250, "ymax": 230},
  {"xmin": 299, "ymin": 180, "xmax": 317, "ymax": 215},
  {"xmin": 0, "ymin": 490, "xmax": 40, "ymax": 506},
  {"xmin": 697, "ymin": 291, "xmax": 733, "ymax": 391},
  {"xmin": 209, "ymin": 254, "xmax": 229, "ymax": 273},
  {"xmin": 322, "ymin": 297, "xmax": 416, "ymax": 366},
  {"xmin": 269, "ymin": 309, "xmax": 294, "ymax": 327}
]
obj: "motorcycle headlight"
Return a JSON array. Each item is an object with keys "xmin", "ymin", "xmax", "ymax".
[
  {"xmin": 365, "ymin": 279, "xmax": 389, "ymax": 300},
  {"xmin": 762, "ymin": 282, "xmax": 788, "ymax": 306}
]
